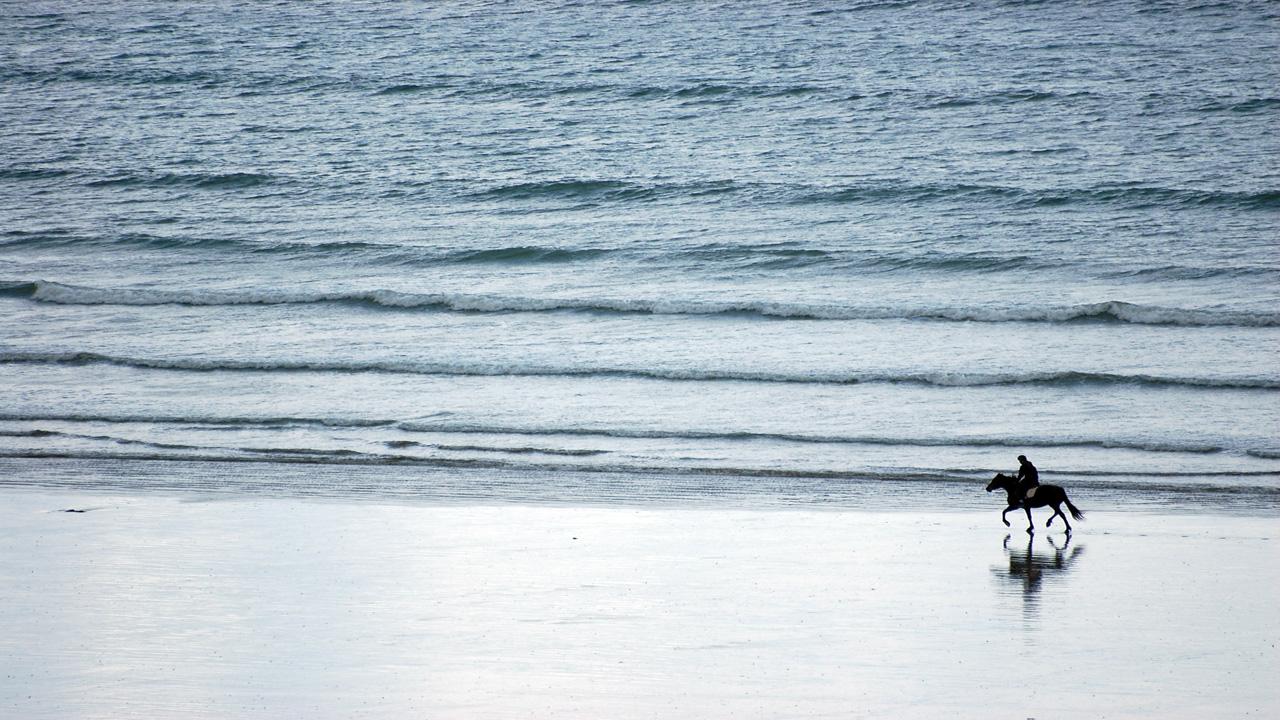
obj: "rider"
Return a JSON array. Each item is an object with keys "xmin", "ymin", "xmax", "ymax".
[{"xmin": 1016, "ymin": 455, "xmax": 1039, "ymax": 503}]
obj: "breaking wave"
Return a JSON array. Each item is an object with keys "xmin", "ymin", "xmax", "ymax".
[
  {"xmin": 3, "ymin": 350, "xmax": 1277, "ymax": 390},
  {"xmin": 0, "ymin": 410, "xmax": 1242, "ymax": 457},
  {"xmin": 7, "ymin": 280, "xmax": 1277, "ymax": 327}
]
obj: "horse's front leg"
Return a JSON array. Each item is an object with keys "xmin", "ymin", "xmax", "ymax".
[
  {"xmin": 1001, "ymin": 505, "xmax": 1013, "ymax": 527},
  {"xmin": 1024, "ymin": 505, "xmax": 1035, "ymax": 534}
]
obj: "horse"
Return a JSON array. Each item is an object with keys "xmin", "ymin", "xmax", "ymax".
[{"xmin": 986, "ymin": 473, "xmax": 1084, "ymax": 534}]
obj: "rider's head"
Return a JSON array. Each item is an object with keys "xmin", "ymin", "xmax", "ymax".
[{"xmin": 1018, "ymin": 455, "xmax": 1027, "ymax": 463}]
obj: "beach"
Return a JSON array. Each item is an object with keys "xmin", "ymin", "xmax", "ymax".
[
  {"xmin": 3, "ymin": 480, "xmax": 1275, "ymax": 719},
  {"xmin": 3, "ymin": 2, "xmax": 1278, "ymax": 717}
]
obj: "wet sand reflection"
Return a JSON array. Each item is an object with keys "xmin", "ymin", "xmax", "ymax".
[{"xmin": 993, "ymin": 533, "xmax": 1084, "ymax": 617}]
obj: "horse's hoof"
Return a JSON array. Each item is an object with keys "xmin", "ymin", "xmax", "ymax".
[
  {"xmin": 1002, "ymin": 520, "xmax": 1010, "ymax": 527},
  {"xmin": 1026, "ymin": 528, "xmax": 1034, "ymax": 534}
]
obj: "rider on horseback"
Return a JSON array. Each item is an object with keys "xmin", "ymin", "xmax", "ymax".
[{"xmin": 1015, "ymin": 455, "xmax": 1039, "ymax": 504}]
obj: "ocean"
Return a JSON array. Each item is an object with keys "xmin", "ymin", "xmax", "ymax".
[{"xmin": 2, "ymin": 0, "xmax": 1277, "ymax": 506}]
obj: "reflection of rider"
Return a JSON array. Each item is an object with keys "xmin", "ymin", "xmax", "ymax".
[{"xmin": 1016, "ymin": 455, "xmax": 1039, "ymax": 502}]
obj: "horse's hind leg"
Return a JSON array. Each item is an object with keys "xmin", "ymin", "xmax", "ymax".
[{"xmin": 1047, "ymin": 502, "xmax": 1071, "ymax": 533}]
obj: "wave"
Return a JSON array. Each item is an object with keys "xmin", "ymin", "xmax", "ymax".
[
  {"xmin": 0, "ymin": 446, "xmax": 1245, "ymax": 477},
  {"xmin": 4, "ymin": 437, "xmax": 1275, "ymax": 482},
  {"xmin": 922, "ymin": 89, "xmax": 1062, "ymax": 108},
  {"xmin": 0, "ymin": 66, "xmax": 815, "ymax": 104},
  {"xmin": 1, "ymin": 427, "xmax": 597, "ymax": 459},
  {"xmin": 0, "ymin": 233, "xmax": 616, "ymax": 265},
  {"xmin": 0, "ymin": 168, "xmax": 73, "ymax": 181},
  {"xmin": 84, "ymin": 171, "xmax": 278, "ymax": 190},
  {"xmin": 1193, "ymin": 97, "xmax": 1280, "ymax": 114},
  {"xmin": 3, "ymin": 450, "xmax": 1278, "ymax": 493},
  {"xmin": 392, "ymin": 423, "xmax": 1234, "ymax": 456},
  {"xmin": 673, "ymin": 242, "xmax": 1066, "ymax": 273},
  {"xmin": 0, "ymin": 232, "xmax": 1057, "ymax": 273},
  {"xmin": 7, "ymin": 280, "xmax": 1277, "ymax": 327},
  {"xmin": 374, "ymin": 82, "xmax": 455, "ymax": 95},
  {"xmin": 470, "ymin": 179, "xmax": 654, "ymax": 202},
  {"xmin": 0, "ymin": 428, "xmax": 200, "ymax": 450},
  {"xmin": 459, "ymin": 177, "xmax": 1280, "ymax": 211},
  {"xmin": 5, "ymin": 230, "xmax": 1273, "ymax": 282},
  {"xmin": 0, "ymin": 411, "xmax": 1243, "ymax": 457},
  {"xmin": 429, "ymin": 443, "xmax": 607, "ymax": 457},
  {"xmin": 0, "ymin": 231, "xmax": 261, "ymax": 253},
  {"xmin": 466, "ymin": 178, "xmax": 746, "ymax": 204},
  {"xmin": 443, "ymin": 246, "xmax": 615, "ymax": 264},
  {"xmin": 7, "ymin": 154, "xmax": 1277, "ymax": 212},
  {"xmin": 4, "ymin": 454, "xmax": 1275, "ymax": 509},
  {"xmin": 1101, "ymin": 264, "xmax": 1280, "ymax": 281},
  {"xmin": 4, "ymin": 350, "xmax": 1277, "ymax": 390},
  {"xmin": 795, "ymin": 183, "xmax": 1280, "ymax": 211}
]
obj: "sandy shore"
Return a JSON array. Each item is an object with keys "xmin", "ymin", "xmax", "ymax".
[{"xmin": 1, "ymin": 489, "xmax": 1276, "ymax": 719}]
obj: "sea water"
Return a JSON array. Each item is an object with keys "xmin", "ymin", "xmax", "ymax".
[{"xmin": 2, "ymin": 1, "xmax": 1277, "ymax": 503}]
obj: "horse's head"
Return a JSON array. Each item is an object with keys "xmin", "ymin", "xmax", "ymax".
[{"xmin": 986, "ymin": 473, "xmax": 1015, "ymax": 492}]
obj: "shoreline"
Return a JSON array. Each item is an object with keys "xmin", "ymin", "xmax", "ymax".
[
  {"xmin": 2, "ymin": 484, "xmax": 1277, "ymax": 718},
  {"xmin": 3, "ymin": 456, "xmax": 1278, "ymax": 516}
]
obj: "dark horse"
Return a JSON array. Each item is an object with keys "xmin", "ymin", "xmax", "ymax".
[{"xmin": 986, "ymin": 473, "xmax": 1084, "ymax": 534}]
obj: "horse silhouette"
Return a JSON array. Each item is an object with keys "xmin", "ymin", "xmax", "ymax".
[{"xmin": 986, "ymin": 472, "xmax": 1084, "ymax": 534}]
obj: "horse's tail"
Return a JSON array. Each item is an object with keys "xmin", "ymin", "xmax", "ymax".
[{"xmin": 1064, "ymin": 496, "xmax": 1085, "ymax": 521}]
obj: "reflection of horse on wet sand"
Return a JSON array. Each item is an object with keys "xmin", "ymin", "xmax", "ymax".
[
  {"xmin": 986, "ymin": 473, "xmax": 1084, "ymax": 534},
  {"xmin": 996, "ymin": 533, "xmax": 1084, "ymax": 601}
]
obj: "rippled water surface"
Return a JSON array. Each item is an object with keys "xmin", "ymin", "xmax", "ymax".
[{"xmin": 2, "ymin": 0, "xmax": 1278, "ymax": 499}]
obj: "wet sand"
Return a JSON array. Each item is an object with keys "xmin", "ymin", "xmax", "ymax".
[{"xmin": 1, "ymin": 489, "xmax": 1275, "ymax": 719}]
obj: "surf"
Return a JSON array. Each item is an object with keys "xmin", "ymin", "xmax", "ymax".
[{"xmin": 11, "ymin": 280, "xmax": 1279, "ymax": 327}]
